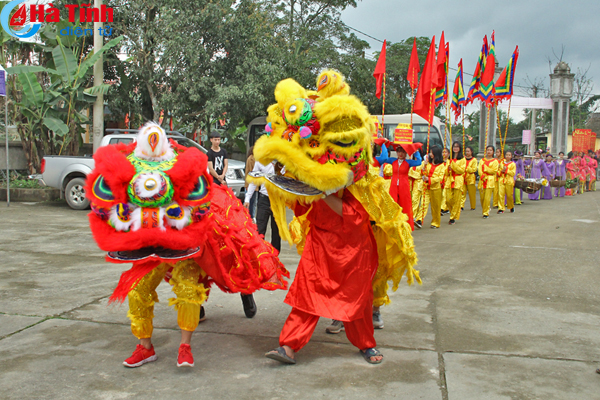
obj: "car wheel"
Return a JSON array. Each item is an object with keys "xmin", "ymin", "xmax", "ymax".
[{"xmin": 65, "ymin": 177, "xmax": 90, "ymax": 210}]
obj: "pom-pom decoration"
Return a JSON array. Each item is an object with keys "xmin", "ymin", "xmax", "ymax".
[
  {"xmin": 265, "ymin": 122, "xmax": 273, "ymax": 135},
  {"xmin": 299, "ymin": 126, "xmax": 312, "ymax": 139}
]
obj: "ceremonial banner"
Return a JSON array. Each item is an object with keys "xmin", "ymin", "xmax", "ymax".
[
  {"xmin": 522, "ymin": 130, "xmax": 531, "ymax": 145},
  {"xmin": 414, "ymin": 36, "xmax": 437, "ymax": 124},
  {"xmin": 495, "ymin": 46, "xmax": 519, "ymax": 102},
  {"xmin": 407, "ymin": 38, "xmax": 420, "ymax": 90},
  {"xmin": 572, "ymin": 129, "xmax": 592, "ymax": 152},
  {"xmin": 451, "ymin": 59, "xmax": 466, "ymax": 121},
  {"xmin": 373, "ymin": 40, "xmax": 387, "ymax": 99},
  {"xmin": 466, "ymin": 36, "xmax": 488, "ymax": 104},
  {"xmin": 394, "ymin": 123, "xmax": 413, "ymax": 144}
]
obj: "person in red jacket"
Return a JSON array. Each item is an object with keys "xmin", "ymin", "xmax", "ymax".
[{"xmin": 374, "ymin": 140, "xmax": 422, "ymax": 230}]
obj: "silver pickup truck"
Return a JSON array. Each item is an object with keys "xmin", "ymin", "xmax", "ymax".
[{"xmin": 41, "ymin": 133, "xmax": 247, "ymax": 210}]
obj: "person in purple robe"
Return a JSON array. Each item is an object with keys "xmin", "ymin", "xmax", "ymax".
[
  {"xmin": 524, "ymin": 151, "xmax": 551, "ymax": 200},
  {"xmin": 542, "ymin": 154, "xmax": 555, "ymax": 200},
  {"xmin": 554, "ymin": 152, "xmax": 568, "ymax": 197},
  {"xmin": 513, "ymin": 150, "xmax": 525, "ymax": 205}
]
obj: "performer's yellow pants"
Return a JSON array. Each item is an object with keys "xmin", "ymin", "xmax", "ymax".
[
  {"xmin": 461, "ymin": 184, "xmax": 476, "ymax": 210},
  {"xmin": 498, "ymin": 183, "xmax": 514, "ymax": 211},
  {"xmin": 127, "ymin": 259, "xmax": 207, "ymax": 339},
  {"xmin": 417, "ymin": 188, "xmax": 442, "ymax": 227},
  {"xmin": 441, "ymin": 187, "xmax": 450, "ymax": 211},
  {"xmin": 448, "ymin": 188, "xmax": 463, "ymax": 220},
  {"xmin": 493, "ymin": 185, "xmax": 499, "ymax": 208},
  {"xmin": 411, "ymin": 184, "xmax": 423, "ymax": 220},
  {"xmin": 479, "ymin": 187, "xmax": 493, "ymax": 217}
]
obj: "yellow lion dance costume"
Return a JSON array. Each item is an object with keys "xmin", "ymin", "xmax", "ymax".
[{"xmin": 250, "ymin": 70, "xmax": 421, "ymax": 308}]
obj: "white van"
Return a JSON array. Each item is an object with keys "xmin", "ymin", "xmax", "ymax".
[{"xmin": 245, "ymin": 113, "xmax": 449, "ymax": 153}]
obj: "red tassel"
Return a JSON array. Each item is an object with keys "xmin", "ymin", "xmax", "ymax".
[{"xmin": 109, "ymin": 261, "xmax": 161, "ymax": 303}]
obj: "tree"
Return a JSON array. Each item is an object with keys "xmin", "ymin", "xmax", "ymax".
[
  {"xmin": 570, "ymin": 66, "xmax": 599, "ymax": 130},
  {"xmin": 1, "ymin": 0, "xmax": 123, "ymax": 172}
]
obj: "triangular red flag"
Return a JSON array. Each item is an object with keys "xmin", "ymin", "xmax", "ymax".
[
  {"xmin": 413, "ymin": 36, "xmax": 437, "ymax": 124},
  {"xmin": 407, "ymin": 37, "xmax": 420, "ymax": 90},
  {"xmin": 434, "ymin": 31, "xmax": 446, "ymax": 90},
  {"xmin": 373, "ymin": 40, "xmax": 387, "ymax": 99}
]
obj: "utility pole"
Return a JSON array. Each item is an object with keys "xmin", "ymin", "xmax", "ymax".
[
  {"xmin": 529, "ymin": 86, "xmax": 538, "ymax": 155},
  {"xmin": 92, "ymin": 0, "xmax": 104, "ymax": 152}
]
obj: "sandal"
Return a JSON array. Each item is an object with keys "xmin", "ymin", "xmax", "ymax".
[
  {"xmin": 360, "ymin": 348, "xmax": 383, "ymax": 364},
  {"xmin": 265, "ymin": 346, "xmax": 296, "ymax": 364}
]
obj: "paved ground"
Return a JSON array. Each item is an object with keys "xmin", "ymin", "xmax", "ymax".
[{"xmin": 1, "ymin": 191, "xmax": 600, "ymax": 400}]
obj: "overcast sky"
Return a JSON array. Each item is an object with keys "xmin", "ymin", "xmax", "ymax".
[{"xmin": 341, "ymin": 0, "xmax": 600, "ymax": 104}]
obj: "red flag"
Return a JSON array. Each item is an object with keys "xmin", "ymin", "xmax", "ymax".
[
  {"xmin": 479, "ymin": 52, "xmax": 496, "ymax": 105},
  {"xmin": 373, "ymin": 40, "xmax": 387, "ymax": 99},
  {"xmin": 407, "ymin": 37, "xmax": 420, "ymax": 90},
  {"xmin": 413, "ymin": 36, "xmax": 437, "ymax": 124},
  {"xmin": 434, "ymin": 31, "xmax": 446, "ymax": 89}
]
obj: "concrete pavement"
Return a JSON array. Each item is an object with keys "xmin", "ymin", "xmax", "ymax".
[{"xmin": 1, "ymin": 192, "xmax": 599, "ymax": 399}]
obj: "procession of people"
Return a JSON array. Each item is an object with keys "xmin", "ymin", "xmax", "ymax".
[{"xmin": 377, "ymin": 142, "xmax": 599, "ymax": 230}]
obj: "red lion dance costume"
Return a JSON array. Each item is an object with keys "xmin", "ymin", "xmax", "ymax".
[{"xmin": 86, "ymin": 122, "xmax": 288, "ymax": 368}]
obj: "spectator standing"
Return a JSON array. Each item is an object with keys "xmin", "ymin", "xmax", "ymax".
[
  {"xmin": 207, "ymin": 131, "xmax": 228, "ymax": 186},
  {"xmin": 244, "ymin": 160, "xmax": 281, "ymax": 253},
  {"xmin": 245, "ymin": 146, "xmax": 258, "ymax": 219}
]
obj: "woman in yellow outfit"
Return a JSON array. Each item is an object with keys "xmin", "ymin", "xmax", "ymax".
[
  {"xmin": 441, "ymin": 148, "xmax": 450, "ymax": 215},
  {"xmin": 415, "ymin": 146, "xmax": 445, "ymax": 229},
  {"xmin": 409, "ymin": 161, "xmax": 424, "ymax": 229},
  {"xmin": 493, "ymin": 148, "xmax": 502, "ymax": 208},
  {"xmin": 478, "ymin": 145, "xmax": 499, "ymax": 218},
  {"xmin": 497, "ymin": 150, "xmax": 516, "ymax": 214},
  {"xmin": 446, "ymin": 142, "xmax": 467, "ymax": 225},
  {"xmin": 461, "ymin": 146, "xmax": 478, "ymax": 211}
]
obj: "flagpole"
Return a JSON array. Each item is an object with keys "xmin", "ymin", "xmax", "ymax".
[
  {"xmin": 462, "ymin": 108, "xmax": 465, "ymax": 152},
  {"xmin": 504, "ymin": 97, "xmax": 512, "ymax": 154},
  {"xmin": 495, "ymin": 100, "xmax": 502, "ymax": 153},
  {"xmin": 381, "ymin": 72, "xmax": 386, "ymax": 138},
  {"xmin": 420, "ymin": 86, "xmax": 436, "ymax": 225},
  {"xmin": 485, "ymin": 104, "xmax": 491, "ymax": 148}
]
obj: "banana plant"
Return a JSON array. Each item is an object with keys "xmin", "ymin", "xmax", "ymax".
[{"xmin": 7, "ymin": 32, "xmax": 123, "ymax": 158}]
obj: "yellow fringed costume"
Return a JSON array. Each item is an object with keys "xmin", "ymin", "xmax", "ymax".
[{"xmin": 251, "ymin": 71, "xmax": 420, "ymax": 308}]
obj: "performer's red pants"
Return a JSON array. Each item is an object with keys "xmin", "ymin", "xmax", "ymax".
[{"xmin": 279, "ymin": 305, "xmax": 376, "ymax": 352}]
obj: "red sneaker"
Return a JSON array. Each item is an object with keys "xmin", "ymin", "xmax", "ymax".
[
  {"xmin": 123, "ymin": 344, "xmax": 157, "ymax": 368},
  {"xmin": 177, "ymin": 343, "xmax": 194, "ymax": 367}
]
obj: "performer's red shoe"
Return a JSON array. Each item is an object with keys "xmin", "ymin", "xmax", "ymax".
[
  {"xmin": 177, "ymin": 344, "xmax": 194, "ymax": 367},
  {"xmin": 123, "ymin": 344, "xmax": 157, "ymax": 368}
]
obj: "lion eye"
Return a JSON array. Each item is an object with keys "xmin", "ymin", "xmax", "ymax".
[{"xmin": 289, "ymin": 105, "xmax": 297, "ymax": 113}]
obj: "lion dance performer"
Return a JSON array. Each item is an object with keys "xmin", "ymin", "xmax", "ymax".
[
  {"xmin": 249, "ymin": 70, "xmax": 420, "ymax": 365},
  {"xmin": 86, "ymin": 123, "xmax": 288, "ymax": 368}
]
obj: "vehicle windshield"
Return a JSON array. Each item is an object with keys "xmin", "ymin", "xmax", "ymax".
[{"xmin": 249, "ymin": 124, "xmax": 268, "ymax": 147}]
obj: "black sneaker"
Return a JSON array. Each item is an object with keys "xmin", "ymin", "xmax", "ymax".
[
  {"xmin": 497, "ymin": 210, "xmax": 504, "ymax": 214},
  {"xmin": 461, "ymin": 207, "xmax": 464, "ymax": 210},
  {"xmin": 430, "ymin": 225, "xmax": 439, "ymax": 229},
  {"xmin": 241, "ymin": 294, "xmax": 257, "ymax": 318},
  {"xmin": 510, "ymin": 208, "xmax": 515, "ymax": 213},
  {"xmin": 449, "ymin": 219, "xmax": 455, "ymax": 225},
  {"xmin": 483, "ymin": 215, "xmax": 489, "ymax": 219},
  {"xmin": 414, "ymin": 220, "xmax": 422, "ymax": 229},
  {"xmin": 199, "ymin": 305, "xmax": 206, "ymax": 323}
]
